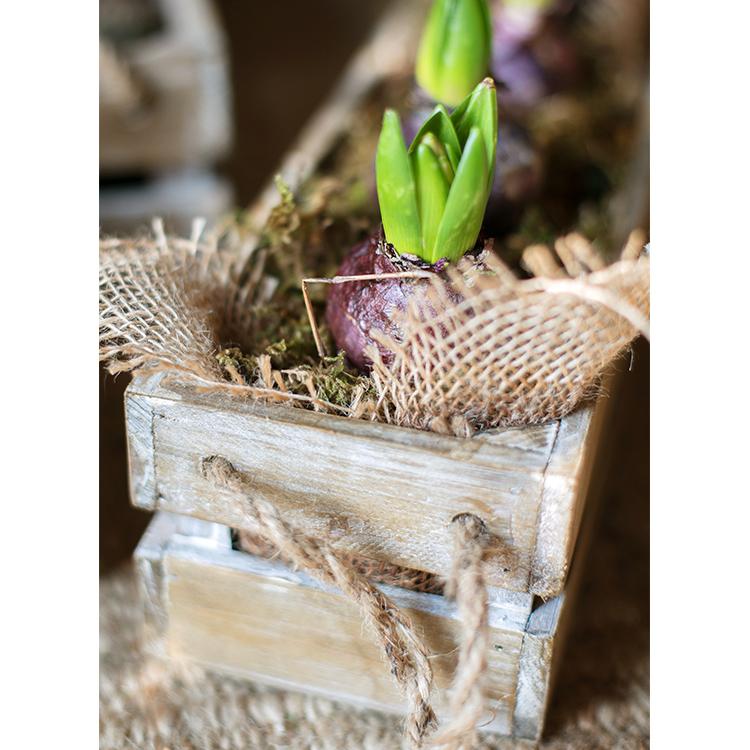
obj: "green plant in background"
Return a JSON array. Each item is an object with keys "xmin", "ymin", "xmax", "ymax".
[
  {"xmin": 416, "ymin": 0, "xmax": 492, "ymax": 107},
  {"xmin": 376, "ymin": 78, "xmax": 497, "ymax": 264}
]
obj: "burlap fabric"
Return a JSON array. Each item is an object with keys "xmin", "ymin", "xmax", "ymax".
[
  {"xmin": 369, "ymin": 233, "xmax": 649, "ymax": 432},
  {"xmin": 99, "ymin": 221, "xmax": 649, "ymax": 434}
]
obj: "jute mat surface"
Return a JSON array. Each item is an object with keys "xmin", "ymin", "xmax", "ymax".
[{"xmin": 99, "ymin": 344, "xmax": 649, "ymax": 750}]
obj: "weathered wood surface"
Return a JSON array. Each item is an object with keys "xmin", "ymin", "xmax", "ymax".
[
  {"xmin": 136, "ymin": 511, "xmax": 574, "ymax": 739},
  {"xmin": 126, "ymin": 370, "xmax": 616, "ymax": 596},
  {"xmin": 512, "ymin": 379, "xmax": 619, "ymax": 741}
]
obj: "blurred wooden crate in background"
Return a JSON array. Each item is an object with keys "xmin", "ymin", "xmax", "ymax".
[{"xmin": 99, "ymin": 0, "xmax": 233, "ymax": 233}]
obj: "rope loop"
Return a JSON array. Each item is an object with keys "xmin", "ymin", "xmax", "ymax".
[
  {"xmin": 431, "ymin": 513, "xmax": 491, "ymax": 749},
  {"xmin": 200, "ymin": 455, "xmax": 437, "ymax": 748}
]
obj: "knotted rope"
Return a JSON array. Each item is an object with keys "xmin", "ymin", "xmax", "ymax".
[
  {"xmin": 431, "ymin": 514, "xmax": 490, "ymax": 749},
  {"xmin": 200, "ymin": 455, "xmax": 437, "ymax": 748}
]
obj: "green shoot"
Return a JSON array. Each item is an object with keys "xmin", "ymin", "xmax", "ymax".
[
  {"xmin": 376, "ymin": 79, "xmax": 497, "ymax": 264},
  {"xmin": 416, "ymin": 0, "xmax": 492, "ymax": 107}
]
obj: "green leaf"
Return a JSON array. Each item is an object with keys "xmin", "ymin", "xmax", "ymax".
[
  {"xmin": 419, "ymin": 133, "xmax": 455, "ymax": 183},
  {"xmin": 450, "ymin": 77, "xmax": 497, "ymax": 186},
  {"xmin": 409, "ymin": 105, "xmax": 461, "ymax": 174},
  {"xmin": 431, "ymin": 126, "xmax": 489, "ymax": 263},
  {"xmin": 376, "ymin": 109, "xmax": 422, "ymax": 255},
  {"xmin": 415, "ymin": 0, "xmax": 492, "ymax": 107},
  {"xmin": 411, "ymin": 142, "xmax": 450, "ymax": 260}
]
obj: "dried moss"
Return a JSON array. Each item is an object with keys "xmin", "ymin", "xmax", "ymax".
[{"xmin": 214, "ymin": 168, "xmax": 378, "ymax": 413}]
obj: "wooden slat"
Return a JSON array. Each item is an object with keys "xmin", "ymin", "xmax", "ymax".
[
  {"xmin": 128, "ymin": 372, "xmax": 564, "ymax": 591},
  {"xmin": 512, "ymin": 370, "xmax": 619, "ymax": 740},
  {"xmin": 529, "ymin": 371, "xmax": 619, "ymax": 597},
  {"xmin": 161, "ymin": 532, "xmax": 528, "ymax": 736},
  {"xmin": 133, "ymin": 508, "xmax": 595, "ymax": 739},
  {"xmin": 126, "ymin": 370, "xmax": 609, "ymax": 595}
]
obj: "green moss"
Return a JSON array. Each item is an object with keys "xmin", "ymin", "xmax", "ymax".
[{"xmin": 214, "ymin": 170, "xmax": 378, "ymax": 412}]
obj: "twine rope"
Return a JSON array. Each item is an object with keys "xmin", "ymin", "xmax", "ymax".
[
  {"xmin": 431, "ymin": 514, "xmax": 490, "ymax": 749},
  {"xmin": 200, "ymin": 455, "xmax": 437, "ymax": 748}
]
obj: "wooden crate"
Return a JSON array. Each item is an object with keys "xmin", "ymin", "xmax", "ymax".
[
  {"xmin": 99, "ymin": 0, "xmax": 231, "ymax": 174},
  {"xmin": 135, "ymin": 509, "xmax": 591, "ymax": 741},
  {"xmin": 120, "ymin": 3, "xmax": 644, "ymax": 741},
  {"xmin": 99, "ymin": 169, "xmax": 233, "ymax": 235},
  {"xmin": 126, "ymin": 368, "xmax": 616, "ymax": 598}
]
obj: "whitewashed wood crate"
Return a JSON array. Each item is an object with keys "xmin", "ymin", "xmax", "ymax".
[
  {"xmin": 99, "ymin": 0, "xmax": 231, "ymax": 175},
  {"xmin": 123, "ymin": 1, "xmax": 644, "ymax": 741},
  {"xmin": 135, "ymin": 499, "xmax": 597, "ymax": 741}
]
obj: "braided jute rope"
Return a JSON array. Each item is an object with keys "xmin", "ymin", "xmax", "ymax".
[
  {"xmin": 431, "ymin": 515, "xmax": 491, "ymax": 749},
  {"xmin": 201, "ymin": 455, "xmax": 437, "ymax": 748}
]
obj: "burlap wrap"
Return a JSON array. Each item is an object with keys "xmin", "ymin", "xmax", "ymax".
[{"xmin": 100, "ymin": 222, "xmax": 649, "ymax": 433}]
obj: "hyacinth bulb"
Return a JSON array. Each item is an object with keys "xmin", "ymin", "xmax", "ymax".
[
  {"xmin": 416, "ymin": 0, "xmax": 492, "ymax": 107},
  {"xmin": 376, "ymin": 78, "xmax": 497, "ymax": 264}
]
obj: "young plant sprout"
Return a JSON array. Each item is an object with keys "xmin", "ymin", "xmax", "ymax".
[
  {"xmin": 377, "ymin": 78, "xmax": 497, "ymax": 264},
  {"xmin": 416, "ymin": 0, "xmax": 492, "ymax": 107},
  {"xmin": 326, "ymin": 80, "xmax": 497, "ymax": 371},
  {"xmin": 407, "ymin": 0, "xmax": 541, "ymax": 235}
]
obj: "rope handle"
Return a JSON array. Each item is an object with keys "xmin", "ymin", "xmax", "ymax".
[
  {"xmin": 431, "ymin": 514, "xmax": 490, "ymax": 749},
  {"xmin": 202, "ymin": 455, "xmax": 492, "ymax": 749},
  {"xmin": 201, "ymin": 455, "xmax": 436, "ymax": 748}
]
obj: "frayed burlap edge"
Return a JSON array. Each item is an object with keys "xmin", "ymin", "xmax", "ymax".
[
  {"xmin": 100, "ymin": 221, "xmax": 649, "ymax": 436},
  {"xmin": 366, "ymin": 231, "xmax": 649, "ymax": 433}
]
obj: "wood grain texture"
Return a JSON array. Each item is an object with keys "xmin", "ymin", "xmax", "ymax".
[
  {"xmin": 161, "ymin": 525, "xmax": 527, "ymax": 736},
  {"xmin": 124, "ymin": 392, "xmax": 156, "ymax": 508},
  {"xmin": 529, "ymin": 372, "xmax": 620, "ymax": 597},
  {"xmin": 133, "ymin": 510, "xmax": 590, "ymax": 740},
  {"xmin": 511, "ymin": 375, "xmax": 619, "ymax": 740},
  {"xmin": 126, "ymin": 371, "xmax": 612, "ymax": 595}
]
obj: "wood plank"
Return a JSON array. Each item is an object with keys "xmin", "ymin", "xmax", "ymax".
[
  {"xmin": 128, "ymin": 373, "xmax": 566, "ymax": 591},
  {"xmin": 126, "ymin": 370, "xmax": 605, "ymax": 595},
  {"xmin": 163, "ymin": 537, "xmax": 528, "ymax": 736},
  {"xmin": 134, "ymin": 511, "xmax": 231, "ymax": 634},
  {"xmin": 511, "ymin": 370, "xmax": 619, "ymax": 740},
  {"xmin": 529, "ymin": 371, "xmax": 621, "ymax": 597},
  {"xmin": 124, "ymin": 392, "xmax": 156, "ymax": 509}
]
